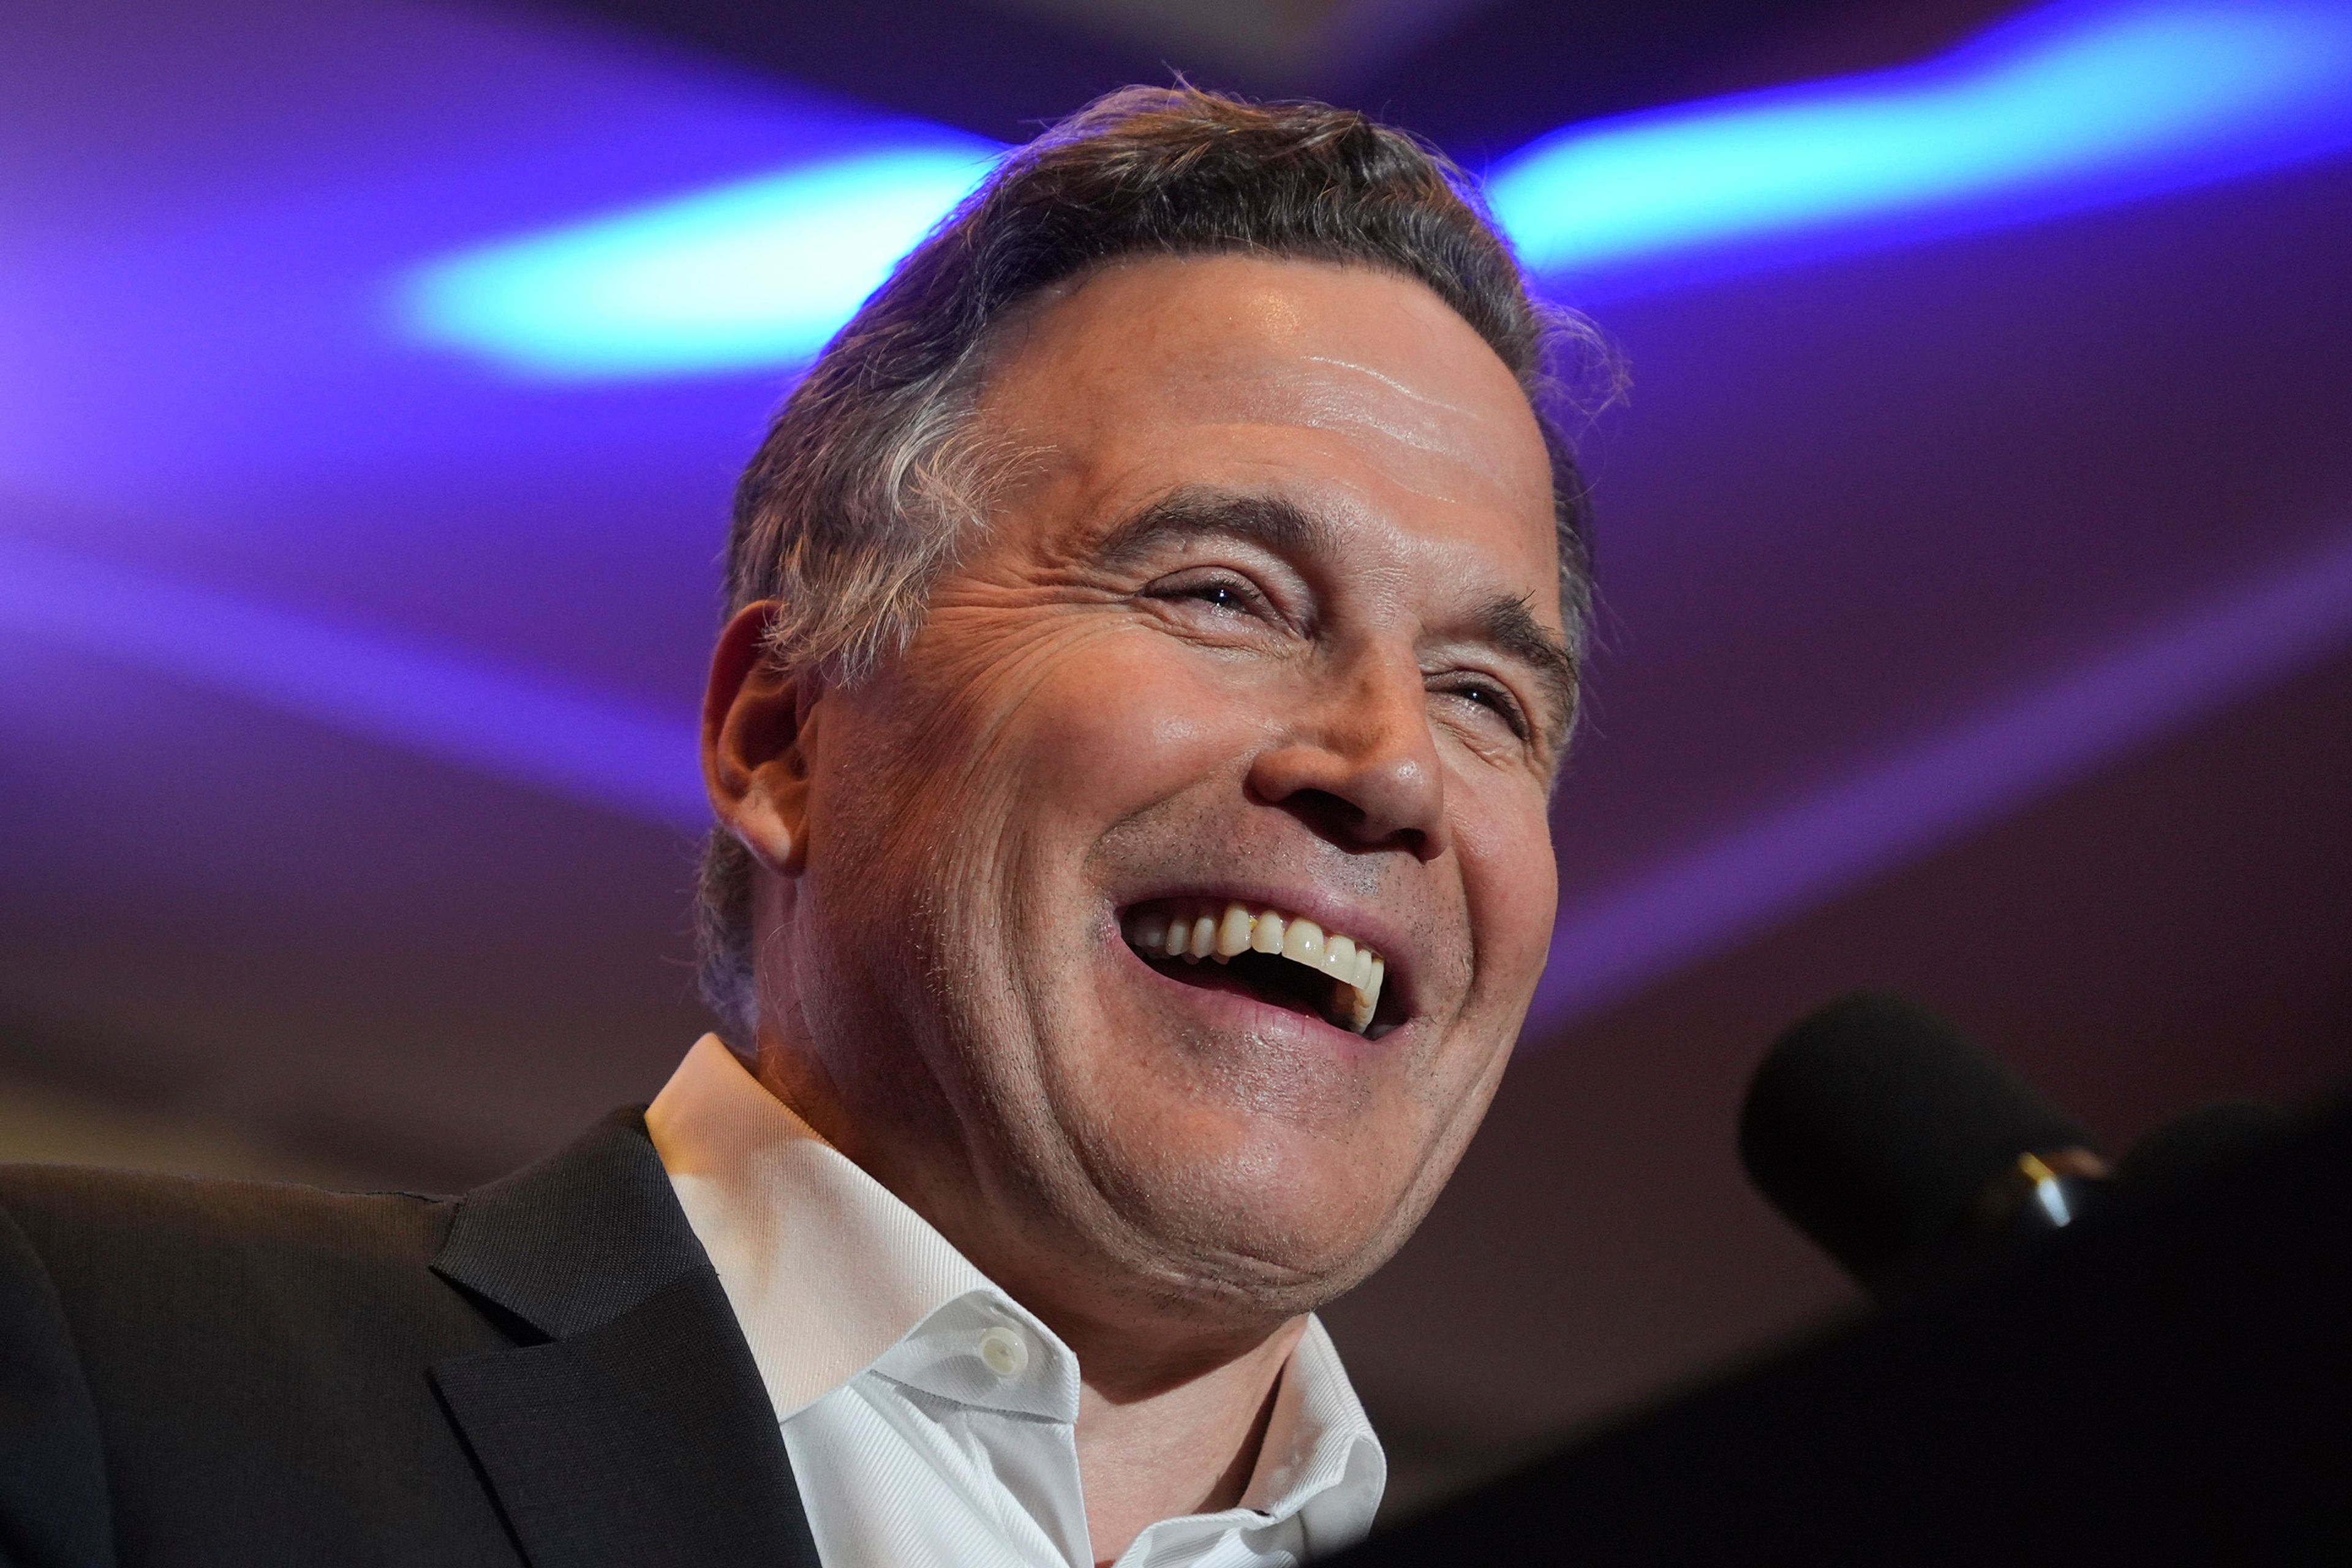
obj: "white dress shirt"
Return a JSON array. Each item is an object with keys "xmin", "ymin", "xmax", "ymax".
[{"xmin": 645, "ymin": 1035, "xmax": 1387, "ymax": 1568}]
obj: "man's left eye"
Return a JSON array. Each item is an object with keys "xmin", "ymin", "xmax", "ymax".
[{"xmin": 1440, "ymin": 680, "xmax": 1529, "ymax": 738}]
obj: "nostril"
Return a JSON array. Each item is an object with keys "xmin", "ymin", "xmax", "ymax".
[
  {"xmin": 1249, "ymin": 723, "xmax": 1449, "ymax": 847},
  {"xmin": 1287, "ymin": 788, "xmax": 1353, "ymax": 839},
  {"xmin": 1266, "ymin": 786, "xmax": 1427, "ymax": 855}
]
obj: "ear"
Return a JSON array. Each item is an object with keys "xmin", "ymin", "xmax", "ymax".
[{"xmin": 703, "ymin": 601, "xmax": 816, "ymax": 877}]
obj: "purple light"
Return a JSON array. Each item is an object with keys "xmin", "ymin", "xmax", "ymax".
[
  {"xmin": 1526, "ymin": 519, "xmax": 2352, "ymax": 1040},
  {"xmin": 0, "ymin": 538, "xmax": 706, "ymax": 828}
]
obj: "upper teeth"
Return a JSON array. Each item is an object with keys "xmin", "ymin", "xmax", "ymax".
[{"xmin": 1123, "ymin": 902, "xmax": 1387, "ymax": 1033}]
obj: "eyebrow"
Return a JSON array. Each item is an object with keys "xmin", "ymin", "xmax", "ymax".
[
  {"xmin": 1092, "ymin": 484, "xmax": 1330, "ymax": 570},
  {"xmin": 1093, "ymin": 484, "xmax": 1580, "ymax": 753}
]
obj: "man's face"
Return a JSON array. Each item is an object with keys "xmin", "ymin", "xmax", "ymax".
[{"xmin": 761, "ymin": 254, "xmax": 1565, "ymax": 1327}]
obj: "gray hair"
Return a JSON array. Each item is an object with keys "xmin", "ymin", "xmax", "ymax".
[{"xmin": 695, "ymin": 85, "xmax": 1615, "ymax": 1040}]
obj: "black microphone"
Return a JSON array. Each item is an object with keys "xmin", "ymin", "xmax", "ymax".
[
  {"xmin": 1738, "ymin": 991, "xmax": 2111, "ymax": 1300},
  {"xmin": 1740, "ymin": 993, "xmax": 2293, "ymax": 1302}
]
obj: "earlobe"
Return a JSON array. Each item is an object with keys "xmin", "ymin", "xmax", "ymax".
[
  {"xmin": 703, "ymin": 600, "xmax": 816, "ymax": 878},
  {"xmin": 728, "ymin": 792, "xmax": 802, "ymax": 877}
]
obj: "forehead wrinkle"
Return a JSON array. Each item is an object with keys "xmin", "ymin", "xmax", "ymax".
[
  {"xmin": 1175, "ymin": 360, "xmax": 1538, "ymax": 518},
  {"xmin": 1293, "ymin": 353, "xmax": 1478, "ymax": 416},
  {"xmin": 1208, "ymin": 365, "xmax": 1482, "ymax": 471}
]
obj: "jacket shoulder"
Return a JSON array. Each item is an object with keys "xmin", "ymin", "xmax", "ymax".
[
  {"xmin": 0, "ymin": 1162, "xmax": 506, "ymax": 1436},
  {"xmin": 0, "ymin": 1164, "xmax": 528, "ymax": 1564},
  {"xmin": 0, "ymin": 1160, "xmax": 455, "ymax": 1296}
]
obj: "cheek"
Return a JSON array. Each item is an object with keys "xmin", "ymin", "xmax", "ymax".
[
  {"xmin": 999, "ymin": 635, "xmax": 1264, "ymax": 829},
  {"xmin": 837, "ymin": 621, "xmax": 1231, "ymax": 856},
  {"xmin": 1452, "ymin": 782, "xmax": 1558, "ymax": 1001}
]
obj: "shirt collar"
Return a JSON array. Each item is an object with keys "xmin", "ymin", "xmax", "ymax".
[
  {"xmin": 1242, "ymin": 1316, "xmax": 1383, "ymax": 1521},
  {"xmin": 1133, "ymin": 1314, "xmax": 1385, "ymax": 1553},
  {"xmin": 646, "ymin": 1033, "xmax": 1019, "ymax": 1418}
]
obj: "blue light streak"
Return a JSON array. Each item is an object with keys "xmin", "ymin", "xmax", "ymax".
[
  {"xmin": 405, "ymin": 134, "xmax": 1003, "ymax": 378},
  {"xmin": 1490, "ymin": 0, "xmax": 2352, "ymax": 293},
  {"xmin": 399, "ymin": 0, "xmax": 2352, "ymax": 379}
]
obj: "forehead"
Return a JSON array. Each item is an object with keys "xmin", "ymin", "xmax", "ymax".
[{"xmin": 972, "ymin": 254, "xmax": 1561, "ymax": 624}]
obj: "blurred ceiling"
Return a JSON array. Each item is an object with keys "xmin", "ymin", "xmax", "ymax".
[{"xmin": 3, "ymin": 0, "xmax": 2349, "ymax": 1516}]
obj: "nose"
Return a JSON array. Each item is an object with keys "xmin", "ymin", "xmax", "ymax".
[{"xmin": 1247, "ymin": 652, "xmax": 1449, "ymax": 861}]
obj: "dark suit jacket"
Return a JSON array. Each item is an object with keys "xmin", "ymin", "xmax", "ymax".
[{"xmin": 0, "ymin": 1110, "xmax": 822, "ymax": 1568}]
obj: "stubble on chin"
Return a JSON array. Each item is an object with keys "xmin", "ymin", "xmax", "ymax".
[{"xmin": 1023, "ymin": 994, "xmax": 1490, "ymax": 1321}]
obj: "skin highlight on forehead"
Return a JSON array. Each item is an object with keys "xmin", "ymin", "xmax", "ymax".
[
  {"xmin": 1277, "ymin": 352, "xmax": 1499, "ymax": 482},
  {"xmin": 976, "ymin": 254, "xmax": 1557, "ymax": 535}
]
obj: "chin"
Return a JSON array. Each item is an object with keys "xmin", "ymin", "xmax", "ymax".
[
  {"xmin": 1071, "ymin": 1120, "xmax": 1438, "ymax": 1316},
  {"xmin": 1020, "ymin": 963, "xmax": 1504, "ymax": 1314}
]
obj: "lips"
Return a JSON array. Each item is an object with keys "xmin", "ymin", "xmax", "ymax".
[{"xmin": 1121, "ymin": 897, "xmax": 1391, "ymax": 1035}]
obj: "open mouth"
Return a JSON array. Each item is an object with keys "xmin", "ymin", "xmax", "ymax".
[{"xmin": 1120, "ymin": 899, "xmax": 1398, "ymax": 1038}]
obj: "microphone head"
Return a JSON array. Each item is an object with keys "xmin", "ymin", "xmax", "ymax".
[{"xmin": 1739, "ymin": 991, "xmax": 2099, "ymax": 1293}]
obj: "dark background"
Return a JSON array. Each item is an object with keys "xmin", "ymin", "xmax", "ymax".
[{"xmin": 4, "ymin": 0, "xmax": 2348, "ymax": 1515}]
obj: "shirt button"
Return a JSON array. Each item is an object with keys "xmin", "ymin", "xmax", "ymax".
[{"xmin": 978, "ymin": 1325, "xmax": 1030, "ymax": 1378}]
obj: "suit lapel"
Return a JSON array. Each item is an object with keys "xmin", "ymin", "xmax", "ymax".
[{"xmin": 429, "ymin": 1110, "xmax": 819, "ymax": 1568}]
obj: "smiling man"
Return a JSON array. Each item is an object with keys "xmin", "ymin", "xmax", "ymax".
[{"xmin": 0, "ymin": 88, "xmax": 1597, "ymax": 1568}]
